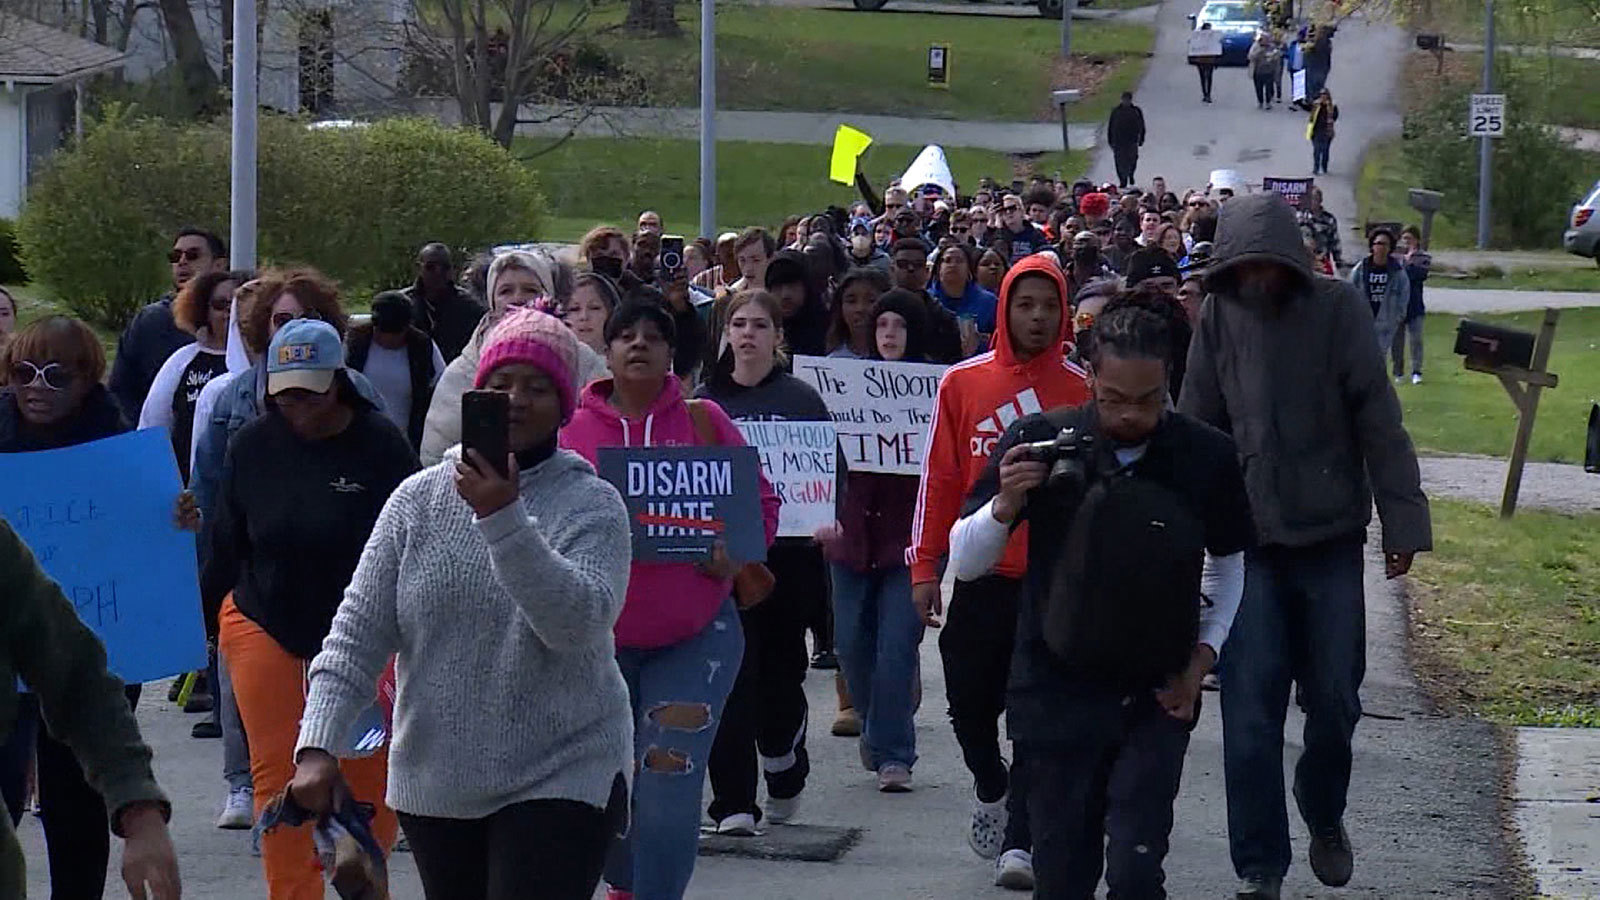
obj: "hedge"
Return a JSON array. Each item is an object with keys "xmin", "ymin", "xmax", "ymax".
[{"xmin": 18, "ymin": 110, "xmax": 544, "ymax": 330}]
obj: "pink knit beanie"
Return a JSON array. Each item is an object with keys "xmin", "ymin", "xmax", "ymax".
[{"xmin": 474, "ymin": 307, "xmax": 580, "ymax": 423}]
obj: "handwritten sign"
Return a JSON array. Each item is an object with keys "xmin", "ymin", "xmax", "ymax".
[
  {"xmin": 0, "ymin": 429, "xmax": 208, "ymax": 685},
  {"xmin": 793, "ymin": 355, "xmax": 947, "ymax": 476},
  {"xmin": 1263, "ymin": 176, "xmax": 1313, "ymax": 209},
  {"xmin": 1187, "ymin": 30, "xmax": 1223, "ymax": 60},
  {"xmin": 736, "ymin": 421, "xmax": 837, "ymax": 538},
  {"xmin": 596, "ymin": 446, "xmax": 767, "ymax": 563}
]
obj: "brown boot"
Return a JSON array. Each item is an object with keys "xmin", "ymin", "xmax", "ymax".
[{"xmin": 832, "ymin": 673, "xmax": 861, "ymax": 736}]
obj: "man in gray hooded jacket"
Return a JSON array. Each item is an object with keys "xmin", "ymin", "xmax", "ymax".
[{"xmin": 1178, "ymin": 193, "xmax": 1432, "ymax": 900}]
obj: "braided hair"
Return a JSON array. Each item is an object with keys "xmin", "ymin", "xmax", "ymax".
[{"xmin": 1089, "ymin": 284, "xmax": 1194, "ymax": 400}]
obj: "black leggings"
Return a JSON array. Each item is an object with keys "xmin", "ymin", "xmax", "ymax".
[{"xmin": 398, "ymin": 797, "xmax": 613, "ymax": 900}]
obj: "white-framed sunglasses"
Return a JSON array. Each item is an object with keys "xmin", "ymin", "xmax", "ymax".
[{"xmin": 9, "ymin": 360, "xmax": 74, "ymax": 391}]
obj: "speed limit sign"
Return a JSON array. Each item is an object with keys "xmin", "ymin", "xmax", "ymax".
[{"xmin": 1469, "ymin": 93, "xmax": 1506, "ymax": 138}]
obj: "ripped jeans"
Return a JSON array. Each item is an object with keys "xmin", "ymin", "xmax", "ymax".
[{"xmin": 606, "ymin": 597, "xmax": 744, "ymax": 899}]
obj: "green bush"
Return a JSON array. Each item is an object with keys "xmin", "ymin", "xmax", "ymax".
[
  {"xmin": 1401, "ymin": 75, "xmax": 1586, "ymax": 250},
  {"xmin": 0, "ymin": 219, "xmax": 27, "ymax": 284},
  {"xmin": 18, "ymin": 110, "xmax": 544, "ymax": 330}
]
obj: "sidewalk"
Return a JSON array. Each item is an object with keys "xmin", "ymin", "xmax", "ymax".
[
  {"xmin": 751, "ymin": 0, "xmax": 1156, "ymax": 19},
  {"xmin": 1420, "ymin": 455, "xmax": 1600, "ymax": 516},
  {"xmin": 1420, "ymin": 286, "xmax": 1599, "ymax": 314},
  {"xmin": 1514, "ymin": 728, "xmax": 1600, "ymax": 899},
  {"xmin": 1450, "ymin": 42, "xmax": 1600, "ymax": 60},
  {"xmin": 416, "ymin": 100, "xmax": 1098, "ymax": 153},
  {"xmin": 1430, "ymin": 249, "xmax": 1596, "ymax": 272}
]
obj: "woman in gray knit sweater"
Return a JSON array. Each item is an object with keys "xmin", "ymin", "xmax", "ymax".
[{"xmin": 288, "ymin": 308, "xmax": 633, "ymax": 900}]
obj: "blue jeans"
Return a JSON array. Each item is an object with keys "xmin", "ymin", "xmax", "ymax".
[
  {"xmin": 219, "ymin": 651, "xmax": 252, "ymax": 791},
  {"xmin": 1222, "ymin": 538, "xmax": 1365, "ymax": 880},
  {"xmin": 831, "ymin": 564, "xmax": 924, "ymax": 769},
  {"xmin": 605, "ymin": 597, "xmax": 744, "ymax": 899},
  {"xmin": 1312, "ymin": 137, "xmax": 1332, "ymax": 173}
]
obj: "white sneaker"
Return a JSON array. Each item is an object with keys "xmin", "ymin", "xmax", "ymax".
[
  {"xmin": 714, "ymin": 812, "xmax": 757, "ymax": 836},
  {"xmin": 765, "ymin": 794, "xmax": 800, "ymax": 824},
  {"xmin": 1411, "ymin": 373, "xmax": 1423, "ymax": 384},
  {"xmin": 967, "ymin": 795, "xmax": 1007, "ymax": 859},
  {"xmin": 877, "ymin": 763, "xmax": 913, "ymax": 793},
  {"xmin": 995, "ymin": 848, "xmax": 1035, "ymax": 890},
  {"xmin": 216, "ymin": 786, "xmax": 254, "ymax": 830}
]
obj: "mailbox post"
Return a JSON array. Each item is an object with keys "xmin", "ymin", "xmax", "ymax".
[
  {"xmin": 1454, "ymin": 309, "xmax": 1561, "ymax": 518},
  {"xmin": 1407, "ymin": 188, "xmax": 1444, "ymax": 249},
  {"xmin": 1052, "ymin": 89, "xmax": 1081, "ymax": 153}
]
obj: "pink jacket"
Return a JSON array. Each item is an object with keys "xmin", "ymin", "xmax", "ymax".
[{"xmin": 560, "ymin": 374, "xmax": 780, "ymax": 649}]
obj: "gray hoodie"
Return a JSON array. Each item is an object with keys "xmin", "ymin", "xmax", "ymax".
[{"xmin": 1178, "ymin": 193, "xmax": 1431, "ymax": 553}]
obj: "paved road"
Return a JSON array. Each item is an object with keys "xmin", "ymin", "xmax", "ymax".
[
  {"xmin": 20, "ymin": 544, "xmax": 1512, "ymax": 898},
  {"xmin": 415, "ymin": 100, "xmax": 1099, "ymax": 153},
  {"xmin": 1089, "ymin": 1, "xmax": 1406, "ymax": 229}
]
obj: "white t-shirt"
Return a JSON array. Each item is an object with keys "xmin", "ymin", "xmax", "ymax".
[{"xmin": 361, "ymin": 340, "xmax": 446, "ymax": 434}]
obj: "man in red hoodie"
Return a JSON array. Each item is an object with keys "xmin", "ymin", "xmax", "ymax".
[{"xmin": 909, "ymin": 254, "xmax": 1091, "ymax": 890}]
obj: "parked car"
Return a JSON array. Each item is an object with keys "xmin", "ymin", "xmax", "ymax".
[
  {"xmin": 1188, "ymin": 0, "xmax": 1264, "ymax": 66},
  {"xmin": 1563, "ymin": 180, "xmax": 1600, "ymax": 266}
]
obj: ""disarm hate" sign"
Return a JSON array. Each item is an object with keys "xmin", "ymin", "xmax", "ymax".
[
  {"xmin": 596, "ymin": 445, "xmax": 767, "ymax": 563},
  {"xmin": 793, "ymin": 355, "xmax": 946, "ymax": 476}
]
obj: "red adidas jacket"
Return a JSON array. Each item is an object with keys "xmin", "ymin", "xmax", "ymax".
[{"xmin": 908, "ymin": 255, "xmax": 1091, "ymax": 585}]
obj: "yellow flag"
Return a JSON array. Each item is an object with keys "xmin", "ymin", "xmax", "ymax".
[{"xmin": 829, "ymin": 125, "xmax": 874, "ymax": 185}]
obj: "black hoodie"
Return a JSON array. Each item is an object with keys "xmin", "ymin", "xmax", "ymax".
[{"xmin": 766, "ymin": 250, "xmax": 831, "ymax": 359}]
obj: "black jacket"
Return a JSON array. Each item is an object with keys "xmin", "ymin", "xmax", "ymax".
[
  {"xmin": 0, "ymin": 385, "xmax": 131, "ymax": 452},
  {"xmin": 1106, "ymin": 103, "xmax": 1146, "ymax": 150},
  {"xmin": 108, "ymin": 295, "xmax": 193, "ymax": 422},
  {"xmin": 347, "ymin": 325, "xmax": 436, "ymax": 451},
  {"xmin": 963, "ymin": 405, "xmax": 1253, "ymax": 741},
  {"xmin": 1179, "ymin": 192, "xmax": 1432, "ymax": 552},
  {"xmin": 400, "ymin": 283, "xmax": 486, "ymax": 364}
]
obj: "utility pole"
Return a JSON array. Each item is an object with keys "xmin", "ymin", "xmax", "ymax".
[
  {"xmin": 229, "ymin": 0, "xmax": 257, "ymax": 269},
  {"xmin": 1475, "ymin": 0, "xmax": 1494, "ymax": 250},
  {"xmin": 699, "ymin": 0, "xmax": 716, "ymax": 240},
  {"xmin": 1059, "ymin": 0, "xmax": 1076, "ymax": 57}
]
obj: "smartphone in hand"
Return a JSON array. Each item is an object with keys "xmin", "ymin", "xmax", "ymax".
[{"xmin": 461, "ymin": 390, "xmax": 510, "ymax": 478}]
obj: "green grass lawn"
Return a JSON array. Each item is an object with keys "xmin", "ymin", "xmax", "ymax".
[
  {"xmin": 1409, "ymin": 499, "xmax": 1600, "ymax": 727},
  {"xmin": 519, "ymin": 137, "xmax": 1088, "ymax": 239},
  {"xmin": 1399, "ymin": 308, "xmax": 1600, "ymax": 465},
  {"xmin": 592, "ymin": 5, "xmax": 1154, "ymax": 122},
  {"xmin": 1407, "ymin": 0, "xmax": 1600, "ymax": 47}
]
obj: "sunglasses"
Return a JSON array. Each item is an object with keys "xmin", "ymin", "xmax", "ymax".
[
  {"xmin": 1002, "ymin": 205, "xmax": 1023, "ymax": 214},
  {"xmin": 10, "ymin": 360, "xmax": 74, "ymax": 391},
  {"xmin": 951, "ymin": 226, "xmax": 971, "ymax": 235},
  {"xmin": 168, "ymin": 247, "xmax": 204, "ymax": 264},
  {"xmin": 270, "ymin": 309, "xmax": 325, "ymax": 329}
]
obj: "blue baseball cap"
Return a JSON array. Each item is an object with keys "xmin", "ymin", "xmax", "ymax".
[{"xmin": 266, "ymin": 318, "xmax": 343, "ymax": 395}]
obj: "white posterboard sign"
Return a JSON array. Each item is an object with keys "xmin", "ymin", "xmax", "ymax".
[
  {"xmin": 1291, "ymin": 68, "xmax": 1307, "ymax": 102},
  {"xmin": 900, "ymin": 145, "xmax": 956, "ymax": 200},
  {"xmin": 1187, "ymin": 30, "xmax": 1223, "ymax": 59},
  {"xmin": 792, "ymin": 355, "xmax": 947, "ymax": 476},
  {"xmin": 735, "ymin": 420, "xmax": 838, "ymax": 538},
  {"xmin": 1469, "ymin": 93, "xmax": 1506, "ymax": 138}
]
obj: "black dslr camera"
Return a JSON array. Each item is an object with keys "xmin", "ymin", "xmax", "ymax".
[{"xmin": 1020, "ymin": 425, "xmax": 1096, "ymax": 491}]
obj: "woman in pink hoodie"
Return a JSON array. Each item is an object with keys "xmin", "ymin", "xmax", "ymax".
[{"xmin": 560, "ymin": 301, "xmax": 779, "ymax": 900}]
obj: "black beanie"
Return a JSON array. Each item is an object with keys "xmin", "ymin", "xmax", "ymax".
[
  {"xmin": 1124, "ymin": 247, "xmax": 1181, "ymax": 287},
  {"xmin": 869, "ymin": 289, "xmax": 930, "ymax": 363}
]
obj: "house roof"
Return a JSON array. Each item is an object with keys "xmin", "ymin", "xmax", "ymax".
[{"xmin": 0, "ymin": 14, "xmax": 125, "ymax": 84}]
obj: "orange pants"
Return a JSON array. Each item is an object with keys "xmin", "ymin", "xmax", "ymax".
[{"xmin": 219, "ymin": 595, "xmax": 397, "ymax": 900}]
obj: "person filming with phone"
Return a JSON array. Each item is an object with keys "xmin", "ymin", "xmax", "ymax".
[
  {"xmin": 290, "ymin": 307, "xmax": 634, "ymax": 900},
  {"xmin": 948, "ymin": 296, "xmax": 1256, "ymax": 899}
]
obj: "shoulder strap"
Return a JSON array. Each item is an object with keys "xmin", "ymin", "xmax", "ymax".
[{"xmin": 686, "ymin": 399, "xmax": 719, "ymax": 446}]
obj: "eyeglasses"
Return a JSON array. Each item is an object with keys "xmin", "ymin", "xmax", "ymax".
[
  {"xmin": 9, "ymin": 360, "xmax": 74, "ymax": 391},
  {"xmin": 168, "ymin": 247, "xmax": 204, "ymax": 264},
  {"xmin": 270, "ymin": 309, "xmax": 324, "ymax": 329}
]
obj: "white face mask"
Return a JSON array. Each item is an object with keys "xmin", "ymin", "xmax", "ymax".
[{"xmin": 851, "ymin": 234, "xmax": 872, "ymax": 255}]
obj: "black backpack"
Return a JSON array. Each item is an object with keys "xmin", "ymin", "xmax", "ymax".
[{"xmin": 1042, "ymin": 458, "xmax": 1208, "ymax": 688}]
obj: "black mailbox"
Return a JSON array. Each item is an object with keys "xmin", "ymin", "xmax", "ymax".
[
  {"xmin": 1415, "ymin": 33, "xmax": 1442, "ymax": 51},
  {"xmin": 1454, "ymin": 319, "xmax": 1536, "ymax": 369}
]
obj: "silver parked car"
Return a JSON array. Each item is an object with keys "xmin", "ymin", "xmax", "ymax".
[{"xmin": 1564, "ymin": 180, "xmax": 1600, "ymax": 266}]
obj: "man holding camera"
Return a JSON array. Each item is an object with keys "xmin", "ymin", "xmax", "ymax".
[
  {"xmin": 948, "ymin": 298, "xmax": 1254, "ymax": 898},
  {"xmin": 909, "ymin": 255, "xmax": 1090, "ymax": 890},
  {"xmin": 1180, "ymin": 193, "xmax": 1430, "ymax": 900}
]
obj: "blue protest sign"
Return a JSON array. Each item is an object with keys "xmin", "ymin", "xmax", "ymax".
[
  {"xmin": 0, "ymin": 429, "xmax": 208, "ymax": 684},
  {"xmin": 596, "ymin": 445, "xmax": 767, "ymax": 564}
]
